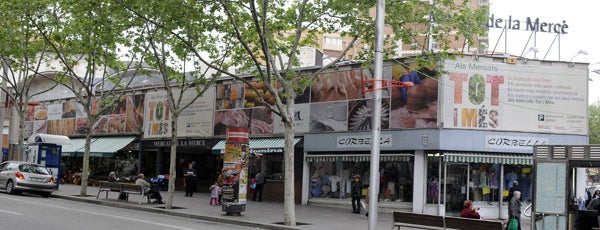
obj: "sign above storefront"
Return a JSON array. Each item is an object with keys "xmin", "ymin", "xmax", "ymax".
[
  {"xmin": 141, "ymin": 139, "xmax": 215, "ymax": 149},
  {"xmin": 485, "ymin": 135, "xmax": 548, "ymax": 151},
  {"xmin": 336, "ymin": 135, "xmax": 392, "ymax": 148}
]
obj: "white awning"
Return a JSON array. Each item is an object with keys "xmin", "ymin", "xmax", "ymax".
[
  {"xmin": 62, "ymin": 136, "xmax": 136, "ymax": 157},
  {"xmin": 27, "ymin": 134, "xmax": 71, "ymax": 145}
]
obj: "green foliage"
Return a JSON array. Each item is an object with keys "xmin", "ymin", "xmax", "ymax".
[{"xmin": 590, "ymin": 102, "xmax": 600, "ymax": 144}]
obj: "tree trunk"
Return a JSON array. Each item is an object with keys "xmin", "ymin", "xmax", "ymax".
[
  {"xmin": 80, "ymin": 134, "xmax": 92, "ymax": 197},
  {"xmin": 283, "ymin": 103, "xmax": 296, "ymax": 226},
  {"xmin": 166, "ymin": 114, "xmax": 179, "ymax": 209}
]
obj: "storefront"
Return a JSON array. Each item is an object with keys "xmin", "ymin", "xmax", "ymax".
[
  {"xmin": 61, "ymin": 136, "xmax": 138, "ymax": 184},
  {"xmin": 302, "ymin": 131, "xmax": 420, "ymax": 211},
  {"xmin": 141, "ymin": 138, "xmax": 219, "ymax": 189},
  {"xmin": 302, "ymin": 128, "xmax": 588, "ymax": 217},
  {"xmin": 212, "ymin": 137, "xmax": 303, "ymax": 202},
  {"xmin": 424, "ymin": 151, "xmax": 533, "ymax": 218}
]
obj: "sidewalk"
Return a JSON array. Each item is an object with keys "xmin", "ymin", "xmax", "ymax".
[
  {"xmin": 53, "ymin": 184, "xmax": 531, "ymax": 229},
  {"xmin": 53, "ymin": 184, "xmax": 392, "ymax": 230}
]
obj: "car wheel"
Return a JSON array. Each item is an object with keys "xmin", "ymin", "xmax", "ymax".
[
  {"xmin": 6, "ymin": 180, "xmax": 17, "ymax": 195},
  {"xmin": 41, "ymin": 192, "xmax": 51, "ymax": 198}
]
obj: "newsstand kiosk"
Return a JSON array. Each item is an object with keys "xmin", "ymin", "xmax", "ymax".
[
  {"xmin": 221, "ymin": 127, "xmax": 250, "ymax": 216},
  {"xmin": 26, "ymin": 134, "xmax": 71, "ymax": 188}
]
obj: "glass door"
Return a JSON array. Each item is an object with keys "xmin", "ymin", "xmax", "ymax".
[{"xmin": 445, "ymin": 163, "xmax": 468, "ymax": 216}]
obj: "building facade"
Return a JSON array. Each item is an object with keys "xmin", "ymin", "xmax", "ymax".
[{"xmin": 17, "ymin": 55, "xmax": 589, "ymax": 213}]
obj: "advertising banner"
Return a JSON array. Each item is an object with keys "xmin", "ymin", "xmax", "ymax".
[
  {"xmin": 222, "ymin": 128, "xmax": 249, "ymax": 214},
  {"xmin": 25, "ymin": 94, "xmax": 145, "ymax": 137},
  {"xmin": 441, "ymin": 58, "xmax": 588, "ymax": 134},
  {"xmin": 144, "ymin": 88, "xmax": 214, "ymax": 138}
]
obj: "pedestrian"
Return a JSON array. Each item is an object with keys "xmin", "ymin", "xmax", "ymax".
[
  {"xmin": 217, "ymin": 171, "xmax": 224, "ymax": 204},
  {"xmin": 209, "ymin": 181, "xmax": 221, "ymax": 206},
  {"xmin": 351, "ymin": 175, "xmax": 362, "ymax": 214},
  {"xmin": 460, "ymin": 200, "xmax": 481, "ymax": 219},
  {"xmin": 507, "ymin": 191, "xmax": 522, "ymax": 230},
  {"xmin": 505, "ymin": 181, "xmax": 521, "ymax": 202},
  {"xmin": 108, "ymin": 171, "xmax": 127, "ymax": 200},
  {"xmin": 184, "ymin": 163, "xmax": 197, "ymax": 197},
  {"xmin": 252, "ymin": 171, "xmax": 265, "ymax": 202},
  {"xmin": 135, "ymin": 173, "xmax": 164, "ymax": 204}
]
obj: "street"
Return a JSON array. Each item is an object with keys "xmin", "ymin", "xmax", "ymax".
[{"xmin": 0, "ymin": 192, "xmax": 255, "ymax": 230}]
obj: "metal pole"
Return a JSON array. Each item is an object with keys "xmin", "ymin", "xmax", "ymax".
[{"xmin": 368, "ymin": 0, "xmax": 384, "ymax": 229}]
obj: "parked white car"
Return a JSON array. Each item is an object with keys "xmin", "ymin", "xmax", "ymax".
[{"xmin": 0, "ymin": 161, "xmax": 56, "ymax": 197}]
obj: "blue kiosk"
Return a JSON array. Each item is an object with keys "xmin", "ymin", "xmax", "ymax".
[{"xmin": 27, "ymin": 134, "xmax": 71, "ymax": 188}]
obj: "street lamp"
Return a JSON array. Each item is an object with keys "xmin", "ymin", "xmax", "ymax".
[
  {"xmin": 521, "ymin": 47, "xmax": 539, "ymax": 64},
  {"xmin": 570, "ymin": 50, "xmax": 589, "ymax": 62}
]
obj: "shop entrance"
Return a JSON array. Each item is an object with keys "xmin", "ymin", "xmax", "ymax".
[{"xmin": 444, "ymin": 163, "xmax": 468, "ymax": 215}]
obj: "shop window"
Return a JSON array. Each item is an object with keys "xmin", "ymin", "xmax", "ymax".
[
  {"xmin": 503, "ymin": 165, "xmax": 532, "ymax": 202},
  {"xmin": 308, "ymin": 157, "xmax": 413, "ymax": 203},
  {"xmin": 468, "ymin": 163, "xmax": 501, "ymax": 203},
  {"xmin": 427, "ymin": 155, "xmax": 441, "ymax": 204}
]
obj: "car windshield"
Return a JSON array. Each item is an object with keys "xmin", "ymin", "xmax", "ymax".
[{"xmin": 19, "ymin": 164, "xmax": 51, "ymax": 175}]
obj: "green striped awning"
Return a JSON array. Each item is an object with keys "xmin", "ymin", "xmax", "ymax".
[
  {"xmin": 443, "ymin": 152, "xmax": 533, "ymax": 165},
  {"xmin": 306, "ymin": 154, "xmax": 412, "ymax": 162},
  {"xmin": 212, "ymin": 137, "xmax": 301, "ymax": 154}
]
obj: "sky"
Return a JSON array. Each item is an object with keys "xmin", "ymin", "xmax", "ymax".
[{"xmin": 488, "ymin": 0, "xmax": 600, "ymax": 104}]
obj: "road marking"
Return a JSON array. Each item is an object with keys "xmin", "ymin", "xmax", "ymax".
[
  {"xmin": 0, "ymin": 196, "xmax": 197, "ymax": 230},
  {"xmin": 0, "ymin": 209, "xmax": 22, "ymax": 215}
]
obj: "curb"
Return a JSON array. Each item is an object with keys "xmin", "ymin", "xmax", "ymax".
[{"xmin": 53, "ymin": 194, "xmax": 302, "ymax": 230}]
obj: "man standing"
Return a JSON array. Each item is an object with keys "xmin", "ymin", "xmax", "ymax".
[
  {"xmin": 508, "ymin": 191, "xmax": 522, "ymax": 230},
  {"xmin": 252, "ymin": 171, "xmax": 265, "ymax": 202},
  {"xmin": 184, "ymin": 163, "xmax": 197, "ymax": 197}
]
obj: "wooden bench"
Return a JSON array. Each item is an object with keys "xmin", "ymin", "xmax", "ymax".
[
  {"xmin": 96, "ymin": 181, "xmax": 151, "ymax": 205},
  {"xmin": 392, "ymin": 211, "xmax": 504, "ymax": 230},
  {"xmin": 97, "ymin": 181, "xmax": 122, "ymax": 199},
  {"xmin": 444, "ymin": 216, "xmax": 504, "ymax": 230},
  {"xmin": 392, "ymin": 211, "xmax": 444, "ymax": 230}
]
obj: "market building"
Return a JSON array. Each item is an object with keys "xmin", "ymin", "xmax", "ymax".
[{"xmin": 12, "ymin": 54, "xmax": 589, "ymax": 216}]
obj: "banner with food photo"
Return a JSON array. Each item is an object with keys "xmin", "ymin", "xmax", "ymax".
[
  {"xmin": 213, "ymin": 109, "xmax": 252, "ymax": 136},
  {"xmin": 125, "ymin": 94, "xmax": 145, "ymax": 133},
  {"xmin": 249, "ymin": 107, "xmax": 274, "ymax": 134},
  {"xmin": 310, "ymin": 69, "xmax": 366, "ymax": 103},
  {"xmin": 216, "ymin": 82, "xmax": 244, "ymax": 110},
  {"xmin": 89, "ymin": 95, "xmax": 143, "ymax": 135},
  {"xmin": 389, "ymin": 63, "xmax": 439, "ymax": 129}
]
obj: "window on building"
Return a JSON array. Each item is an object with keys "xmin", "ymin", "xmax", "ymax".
[{"xmin": 325, "ymin": 36, "xmax": 342, "ymax": 46}]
